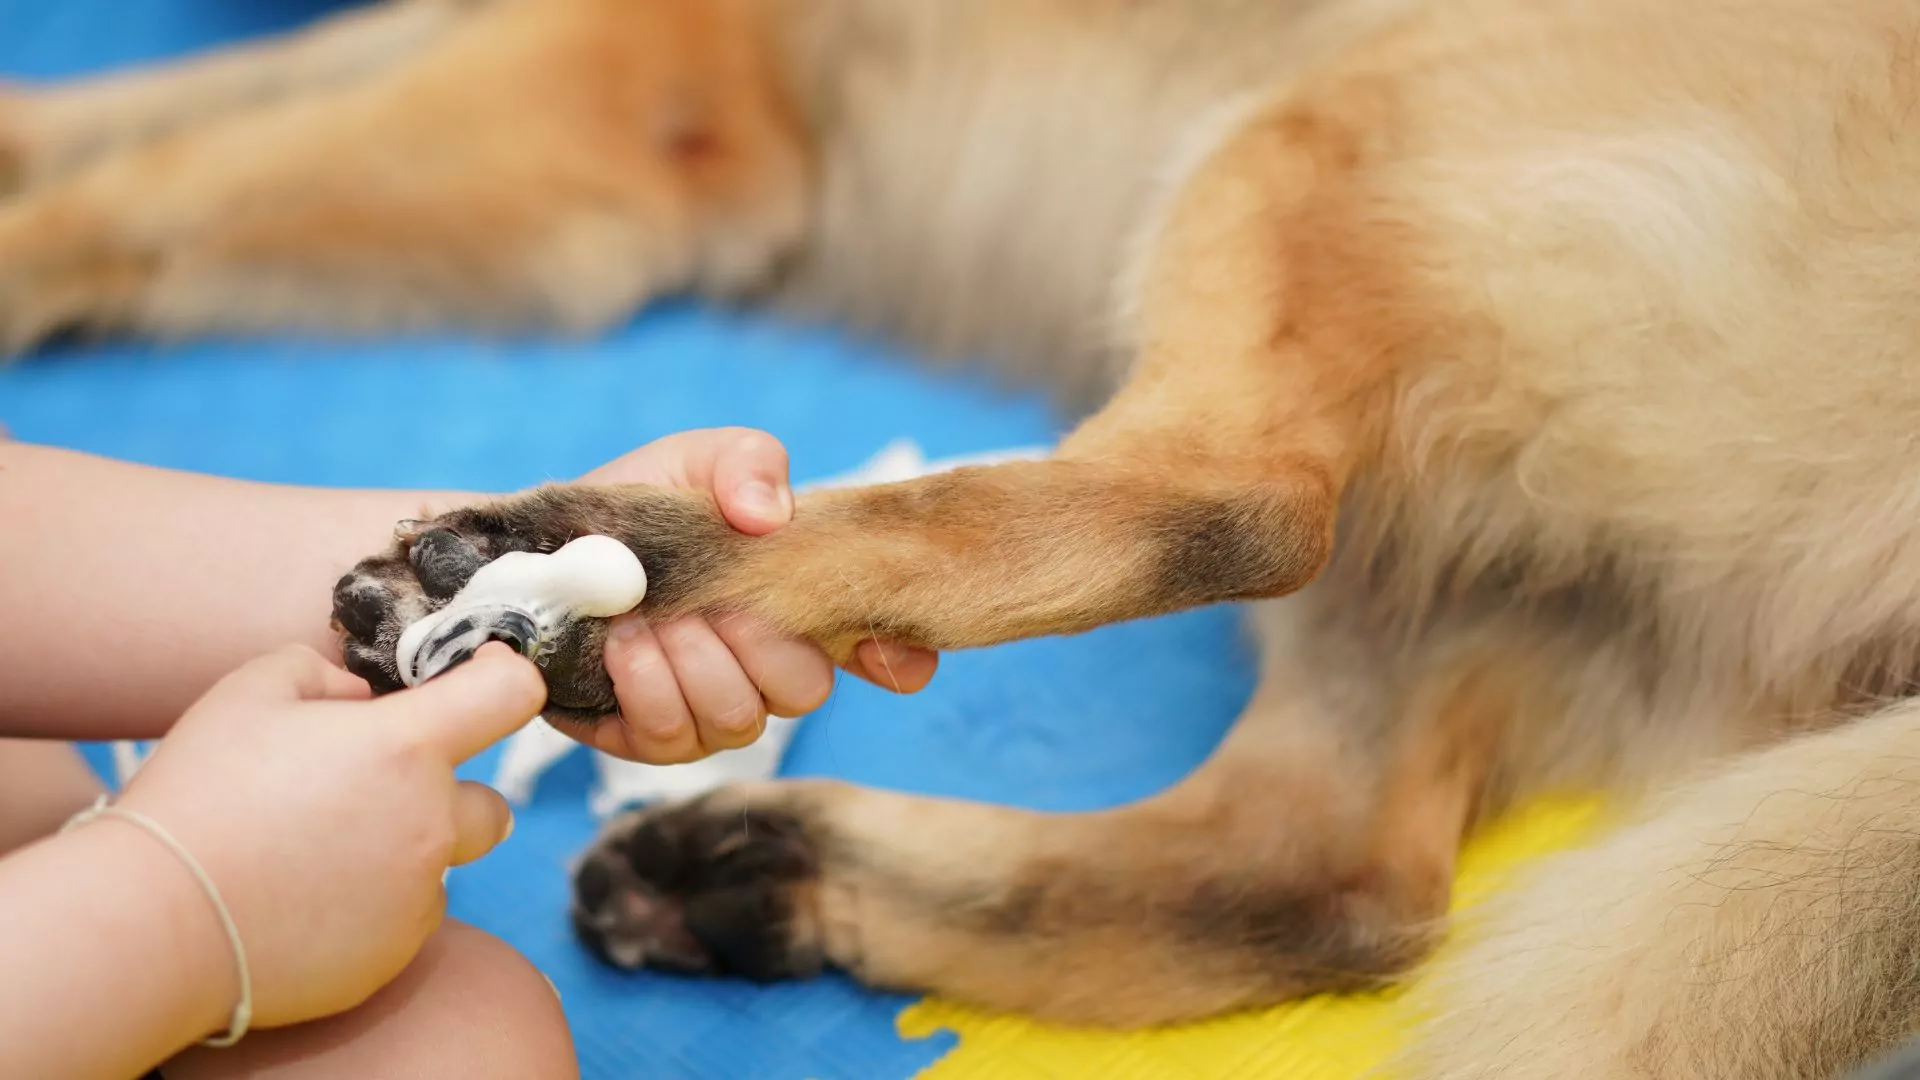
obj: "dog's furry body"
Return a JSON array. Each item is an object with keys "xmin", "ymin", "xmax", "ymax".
[{"xmin": 9, "ymin": 1, "xmax": 1920, "ymax": 1075}]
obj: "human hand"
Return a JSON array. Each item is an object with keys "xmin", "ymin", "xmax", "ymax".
[
  {"xmin": 114, "ymin": 643, "xmax": 543, "ymax": 1030},
  {"xmin": 574, "ymin": 428, "xmax": 939, "ymax": 764}
]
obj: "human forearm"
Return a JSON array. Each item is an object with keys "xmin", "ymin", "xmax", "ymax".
[
  {"xmin": 0, "ymin": 823, "xmax": 236, "ymax": 1079},
  {"xmin": 0, "ymin": 442, "xmax": 469, "ymax": 738}
]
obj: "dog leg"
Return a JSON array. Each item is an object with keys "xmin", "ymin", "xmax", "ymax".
[
  {"xmin": 567, "ymin": 598, "xmax": 1495, "ymax": 1025},
  {"xmin": 1, "ymin": 0, "xmax": 487, "ymax": 193},
  {"xmin": 0, "ymin": 0, "xmax": 809, "ymax": 353},
  {"xmin": 329, "ymin": 79, "xmax": 1415, "ymax": 709}
]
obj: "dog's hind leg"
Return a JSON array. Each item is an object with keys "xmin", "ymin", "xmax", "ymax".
[
  {"xmin": 0, "ymin": 0, "xmax": 810, "ymax": 353},
  {"xmin": 1, "ymin": 0, "xmax": 487, "ymax": 193},
  {"xmin": 567, "ymin": 597, "xmax": 1500, "ymax": 1026}
]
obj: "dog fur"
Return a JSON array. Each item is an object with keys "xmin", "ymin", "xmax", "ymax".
[{"xmin": 9, "ymin": 0, "xmax": 1920, "ymax": 1075}]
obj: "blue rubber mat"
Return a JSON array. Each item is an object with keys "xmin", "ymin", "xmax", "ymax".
[{"xmin": 0, "ymin": 6, "xmax": 1256, "ymax": 1077}]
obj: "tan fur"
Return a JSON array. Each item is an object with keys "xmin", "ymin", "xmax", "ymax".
[
  {"xmin": 1401, "ymin": 702, "xmax": 1920, "ymax": 1080},
  {"xmin": 16, "ymin": 0, "xmax": 1920, "ymax": 1075}
]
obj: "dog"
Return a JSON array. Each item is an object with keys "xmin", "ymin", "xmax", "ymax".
[{"xmin": 9, "ymin": 1, "xmax": 1920, "ymax": 1075}]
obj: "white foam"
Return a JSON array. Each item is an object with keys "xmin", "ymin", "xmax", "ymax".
[{"xmin": 396, "ymin": 534, "xmax": 647, "ymax": 686}]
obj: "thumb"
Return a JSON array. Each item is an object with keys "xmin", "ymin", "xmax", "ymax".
[
  {"xmin": 380, "ymin": 642, "xmax": 548, "ymax": 763},
  {"xmin": 449, "ymin": 781, "xmax": 514, "ymax": 865},
  {"xmin": 709, "ymin": 429, "xmax": 794, "ymax": 535}
]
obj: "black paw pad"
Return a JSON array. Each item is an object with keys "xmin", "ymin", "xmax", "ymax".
[
  {"xmin": 330, "ymin": 573, "xmax": 391, "ymax": 642},
  {"xmin": 342, "ymin": 641, "xmax": 404, "ymax": 695},
  {"xmin": 407, "ymin": 527, "xmax": 486, "ymax": 600},
  {"xmin": 570, "ymin": 804, "xmax": 822, "ymax": 982}
]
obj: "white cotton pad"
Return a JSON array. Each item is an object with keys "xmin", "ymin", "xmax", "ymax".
[{"xmin": 395, "ymin": 534, "xmax": 647, "ymax": 686}]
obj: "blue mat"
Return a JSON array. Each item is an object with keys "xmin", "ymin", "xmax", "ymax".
[{"xmin": 0, "ymin": 6, "xmax": 1256, "ymax": 1077}]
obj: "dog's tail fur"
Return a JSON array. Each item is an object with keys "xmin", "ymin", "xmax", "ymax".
[{"xmin": 1401, "ymin": 700, "xmax": 1920, "ymax": 1080}]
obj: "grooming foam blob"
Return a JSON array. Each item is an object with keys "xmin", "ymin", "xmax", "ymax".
[{"xmin": 395, "ymin": 534, "xmax": 647, "ymax": 686}]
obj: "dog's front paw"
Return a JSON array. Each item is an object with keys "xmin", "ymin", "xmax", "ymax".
[
  {"xmin": 332, "ymin": 485, "xmax": 743, "ymax": 718},
  {"xmin": 332, "ymin": 496, "xmax": 625, "ymax": 716}
]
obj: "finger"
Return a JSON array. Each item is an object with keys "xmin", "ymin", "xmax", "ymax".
[
  {"xmin": 845, "ymin": 639, "xmax": 940, "ymax": 695},
  {"xmin": 571, "ymin": 717, "xmax": 703, "ymax": 765},
  {"xmin": 215, "ymin": 644, "xmax": 373, "ymax": 705},
  {"xmin": 712, "ymin": 616, "xmax": 834, "ymax": 718},
  {"xmin": 579, "ymin": 426, "xmax": 767, "ymax": 491},
  {"xmin": 577, "ymin": 427, "xmax": 792, "ymax": 533},
  {"xmin": 449, "ymin": 780, "xmax": 514, "ymax": 866},
  {"xmin": 575, "ymin": 428, "xmax": 721, "ymax": 487},
  {"xmin": 602, "ymin": 613, "xmax": 705, "ymax": 763},
  {"xmin": 706, "ymin": 429, "xmax": 793, "ymax": 535},
  {"xmin": 380, "ymin": 643, "xmax": 547, "ymax": 763},
  {"xmin": 655, "ymin": 617, "xmax": 766, "ymax": 753}
]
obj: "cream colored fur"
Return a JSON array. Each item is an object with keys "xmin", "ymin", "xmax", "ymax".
[{"xmin": 7, "ymin": 1, "xmax": 1920, "ymax": 1076}]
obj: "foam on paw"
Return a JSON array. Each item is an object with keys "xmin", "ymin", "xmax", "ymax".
[{"xmin": 395, "ymin": 534, "xmax": 647, "ymax": 685}]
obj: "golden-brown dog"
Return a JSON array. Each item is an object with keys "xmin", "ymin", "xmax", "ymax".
[{"xmin": 9, "ymin": 2, "xmax": 1920, "ymax": 1075}]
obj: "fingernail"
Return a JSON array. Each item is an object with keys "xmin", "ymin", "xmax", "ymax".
[
  {"xmin": 608, "ymin": 615, "xmax": 643, "ymax": 643},
  {"xmin": 735, "ymin": 479, "xmax": 785, "ymax": 522},
  {"xmin": 501, "ymin": 811, "xmax": 516, "ymax": 844}
]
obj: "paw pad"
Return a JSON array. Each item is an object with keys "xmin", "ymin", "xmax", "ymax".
[{"xmin": 570, "ymin": 802, "xmax": 822, "ymax": 981}]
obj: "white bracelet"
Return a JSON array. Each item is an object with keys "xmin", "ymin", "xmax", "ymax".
[{"xmin": 62, "ymin": 795, "xmax": 254, "ymax": 1048}]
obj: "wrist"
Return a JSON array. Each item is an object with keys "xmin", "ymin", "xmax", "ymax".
[
  {"xmin": 60, "ymin": 817, "xmax": 241, "ymax": 1042},
  {"xmin": 0, "ymin": 817, "xmax": 244, "ymax": 1078}
]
